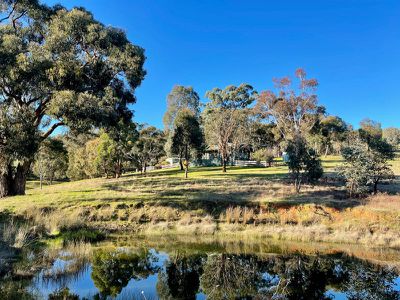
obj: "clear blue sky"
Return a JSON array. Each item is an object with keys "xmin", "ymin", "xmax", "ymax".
[{"xmin": 44, "ymin": 0, "xmax": 400, "ymax": 129}]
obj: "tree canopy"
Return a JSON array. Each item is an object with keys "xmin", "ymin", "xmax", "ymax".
[{"xmin": 0, "ymin": 0, "xmax": 146, "ymax": 197}]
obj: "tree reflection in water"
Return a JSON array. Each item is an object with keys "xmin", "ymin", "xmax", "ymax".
[
  {"xmin": 200, "ymin": 254, "xmax": 266, "ymax": 299},
  {"xmin": 1, "ymin": 247, "xmax": 399, "ymax": 299},
  {"xmin": 157, "ymin": 252, "xmax": 205, "ymax": 300},
  {"xmin": 90, "ymin": 248, "xmax": 158, "ymax": 298},
  {"xmin": 190, "ymin": 253, "xmax": 399, "ymax": 300}
]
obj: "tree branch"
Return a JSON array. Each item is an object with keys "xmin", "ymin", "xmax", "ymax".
[
  {"xmin": 0, "ymin": 2, "xmax": 16, "ymax": 23},
  {"xmin": 41, "ymin": 121, "xmax": 65, "ymax": 140}
]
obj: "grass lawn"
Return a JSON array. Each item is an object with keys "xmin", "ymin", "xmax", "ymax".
[{"xmin": 1, "ymin": 155, "xmax": 400, "ymax": 248}]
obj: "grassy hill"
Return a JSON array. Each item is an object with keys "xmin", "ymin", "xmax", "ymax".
[{"xmin": 1, "ymin": 156, "xmax": 400, "ymax": 248}]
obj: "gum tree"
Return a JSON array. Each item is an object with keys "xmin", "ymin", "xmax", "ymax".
[
  {"xmin": 163, "ymin": 85, "xmax": 201, "ymax": 170},
  {"xmin": 255, "ymin": 69, "xmax": 324, "ymax": 191},
  {"xmin": 170, "ymin": 109, "xmax": 204, "ymax": 178},
  {"xmin": 0, "ymin": 1, "xmax": 145, "ymax": 197},
  {"xmin": 203, "ymin": 84, "xmax": 257, "ymax": 172},
  {"xmin": 130, "ymin": 125, "xmax": 165, "ymax": 174}
]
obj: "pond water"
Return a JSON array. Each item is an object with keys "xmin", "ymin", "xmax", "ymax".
[{"xmin": 1, "ymin": 236, "xmax": 400, "ymax": 299}]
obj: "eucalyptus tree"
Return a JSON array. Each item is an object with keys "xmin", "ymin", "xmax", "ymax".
[
  {"xmin": 163, "ymin": 85, "xmax": 201, "ymax": 170},
  {"xmin": 339, "ymin": 134, "xmax": 395, "ymax": 196},
  {"xmin": 32, "ymin": 137, "xmax": 68, "ymax": 188},
  {"xmin": 318, "ymin": 115, "xmax": 348, "ymax": 156},
  {"xmin": 130, "ymin": 125, "xmax": 165, "ymax": 174},
  {"xmin": 96, "ymin": 121, "xmax": 138, "ymax": 178},
  {"xmin": 254, "ymin": 69, "xmax": 323, "ymax": 140},
  {"xmin": 203, "ymin": 84, "xmax": 257, "ymax": 172},
  {"xmin": 163, "ymin": 85, "xmax": 201, "ymax": 131},
  {"xmin": 0, "ymin": 1, "xmax": 145, "ymax": 197},
  {"xmin": 383, "ymin": 127, "xmax": 400, "ymax": 147},
  {"xmin": 359, "ymin": 118, "xmax": 383, "ymax": 139},
  {"xmin": 170, "ymin": 109, "xmax": 204, "ymax": 178},
  {"xmin": 254, "ymin": 69, "xmax": 324, "ymax": 190}
]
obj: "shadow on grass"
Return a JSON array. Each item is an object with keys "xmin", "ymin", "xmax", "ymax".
[{"xmin": 95, "ymin": 166, "xmax": 392, "ymax": 216}]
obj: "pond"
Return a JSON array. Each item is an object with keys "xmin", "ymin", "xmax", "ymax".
[{"xmin": 1, "ymin": 236, "xmax": 400, "ymax": 299}]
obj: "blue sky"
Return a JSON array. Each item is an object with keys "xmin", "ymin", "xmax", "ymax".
[{"xmin": 44, "ymin": 0, "xmax": 400, "ymax": 129}]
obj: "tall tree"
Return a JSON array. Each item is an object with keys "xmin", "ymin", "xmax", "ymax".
[
  {"xmin": 96, "ymin": 121, "xmax": 138, "ymax": 178},
  {"xmin": 318, "ymin": 115, "xmax": 348, "ymax": 156},
  {"xmin": 163, "ymin": 85, "xmax": 201, "ymax": 170},
  {"xmin": 163, "ymin": 85, "xmax": 201, "ymax": 131},
  {"xmin": 171, "ymin": 109, "xmax": 204, "ymax": 178},
  {"xmin": 359, "ymin": 118, "xmax": 382, "ymax": 140},
  {"xmin": 0, "ymin": 1, "xmax": 145, "ymax": 197},
  {"xmin": 255, "ymin": 68, "xmax": 323, "ymax": 140},
  {"xmin": 203, "ymin": 84, "xmax": 257, "ymax": 172},
  {"xmin": 383, "ymin": 127, "xmax": 400, "ymax": 147},
  {"xmin": 32, "ymin": 137, "xmax": 68, "ymax": 188},
  {"xmin": 255, "ymin": 69, "xmax": 324, "ymax": 191},
  {"xmin": 130, "ymin": 125, "xmax": 165, "ymax": 174},
  {"xmin": 339, "ymin": 133, "xmax": 395, "ymax": 195},
  {"xmin": 66, "ymin": 137, "xmax": 102, "ymax": 180}
]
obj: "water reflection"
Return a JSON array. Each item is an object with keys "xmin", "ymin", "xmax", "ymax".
[
  {"xmin": 90, "ymin": 249, "xmax": 158, "ymax": 298},
  {"xmin": 157, "ymin": 253, "xmax": 204, "ymax": 300},
  {"xmin": 1, "ymin": 241, "xmax": 400, "ymax": 299}
]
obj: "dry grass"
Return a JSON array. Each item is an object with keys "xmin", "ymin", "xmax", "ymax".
[
  {"xmin": 1, "ymin": 220, "xmax": 33, "ymax": 249},
  {"xmin": 22, "ymin": 206, "xmax": 85, "ymax": 235},
  {"xmin": 0, "ymin": 156, "xmax": 399, "ymax": 247}
]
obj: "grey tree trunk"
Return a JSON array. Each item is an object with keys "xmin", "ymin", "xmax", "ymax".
[
  {"xmin": 0, "ymin": 161, "xmax": 30, "ymax": 198},
  {"xmin": 0, "ymin": 172, "xmax": 9, "ymax": 198}
]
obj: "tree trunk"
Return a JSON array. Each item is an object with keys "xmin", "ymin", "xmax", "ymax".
[
  {"xmin": 222, "ymin": 158, "xmax": 227, "ymax": 173},
  {"xmin": 185, "ymin": 165, "xmax": 188, "ymax": 178},
  {"xmin": 10, "ymin": 161, "xmax": 30, "ymax": 196},
  {"xmin": 373, "ymin": 180, "xmax": 379, "ymax": 194},
  {"xmin": 179, "ymin": 158, "xmax": 184, "ymax": 171},
  {"xmin": 324, "ymin": 145, "xmax": 329, "ymax": 157},
  {"xmin": 184, "ymin": 145, "xmax": 189, "ymax": 178},
  {"xmin": 115, "ymin": 162, "xmax": 122, "ymax": 178},
  {"xmin": 0, "ymin": 172, "xmax": 9, "ymax": 198}
]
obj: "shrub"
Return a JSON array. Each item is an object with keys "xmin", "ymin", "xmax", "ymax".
[
  {"xmin": 251, "ymin": 149, "xmax": 275, "ymax": 166},
  {"xmin": 286, "ymin": 137, "xmax": 323, "ymax": 192},
  {"xmin": 338, "ymin": 137, "xmax": 394, "ymax": 196}
]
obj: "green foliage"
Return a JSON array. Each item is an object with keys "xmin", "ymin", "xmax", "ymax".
[
  {"xmin": 67, "ymin": 137, "xmax": 101, "ymax": 180},
  {"xmin": 249, "ymin": 122, "xmax": 277, "ymax": 151},
  {"xmin": 316, "ymin": 115, "xmax": 348, "ymax": 155},
  {"xmin": 0, "ymin": 1, "xmax": 145, "ymax": 196},
  {"xmin": 359, "ymin": 118, "xmax": 383, "ymax": 147},
  {"xmin": 383, "ymin": 127, "xmax": 400, "ymax": 147},
  {"xmin": 60, "ymin": 228, "xmax": 105, "ymax": 244},
  {"xmin": 91, "ymin": 249, "xmax": 156, "ymax": 297},
  {"xmin": 163, "ymin": 85, "xmax": 201, "ymax": 130},
  {"xmin": 32, "ymin": 138, "xmax": 68, "ymax": 185},
  {"xmin": 339, "ymin": 136, "xmax": 395, "ymax": 196},
  {"xmin": 204, "ymin": 84, "xmax": 257, "ymax": 172},
  {"xmin": 251, "ymin": 148, "xmax": 274, "ymax": 166},
  {"xmin": 48, "ymin": 288, "xmax": 79, "ymax": 300},
  {"xmin": 157, "ymin": 254, "xmax": 204, "ymax": 300},
  {"xmin": 129, "ymin": 125, "xmax": 165, "ymax": 173},
  {"xmin": 200, "ymin": 254, "xmax": 261, "ymax": 299},
  {"xmin": 96, "ymin": 132, "xmax": 118, "ymax": 178},
  {"xmin": 171, "ymin": 109, "xmax": 204, "ymax": 177},
  {"xmin": 286, "ymin": 138, "xmax": 323, "ymax": 192}
]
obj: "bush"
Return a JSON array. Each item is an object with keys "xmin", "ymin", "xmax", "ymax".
[
  {"xmin": 338, "ymin": 138, "xmax": 394, "ymax": 196},
  {"xmin": 286, "ymin": 137, "xmax": 323, "ymax": 192},
  {"xmin": 251, "ymin": 149, "xmax": 275, "ymax": 166}
]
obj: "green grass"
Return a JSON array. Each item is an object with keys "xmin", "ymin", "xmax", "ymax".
[
  {"xmin": 1, "ymin": 155, "xmax": 400, "ymax": 248},
  {"xmin": 1, "ymin": 155, "xmax": 398, "ymax": 214},
  {"xmin": 0, "ymin": 156, "xmax": 344, "ymax": 212}
]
